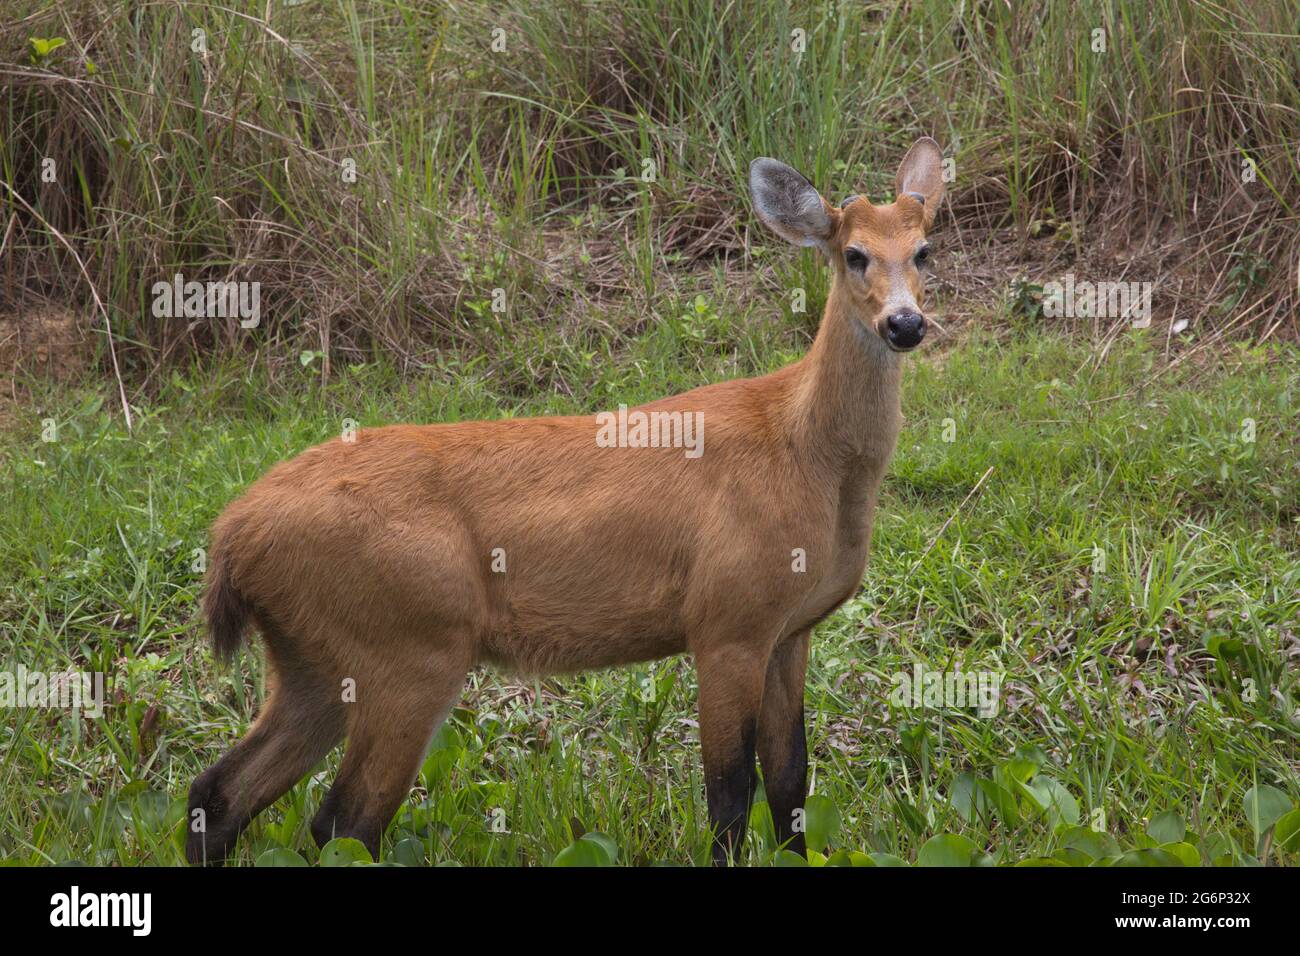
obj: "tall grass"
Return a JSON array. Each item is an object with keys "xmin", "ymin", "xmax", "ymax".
[{"xmin": 2, "ymin": 0, "xmax": 1297, "ymax": 382}]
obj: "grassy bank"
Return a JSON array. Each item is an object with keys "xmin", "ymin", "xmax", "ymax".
[
  {"xmin": 2, "ymin": 327, "xmax": 1297, "ymax": 865},
  {"xmin": 2, "ymin": 0, "xmax": 1297, "ymax": 393}
]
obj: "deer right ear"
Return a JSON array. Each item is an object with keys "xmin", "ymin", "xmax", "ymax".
[
  {"xmin": 895, "ymin": 138, "xmax": 945, "ymax": 228},
  {"xmin": 749, "ymin": 158, "xmax": 837, "ymax": 249}
]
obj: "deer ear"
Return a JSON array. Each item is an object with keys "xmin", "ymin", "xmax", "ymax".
[
  {"xmin": 749, "ymin": 158, "xmax": 837, "ymax": 248},
  {"xmin": 895, "ymin": 137, "xmax": 945, "ymax": 227}
]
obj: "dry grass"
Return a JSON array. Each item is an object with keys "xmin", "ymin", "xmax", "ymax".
[{"xmin": 0, "ymin": 0, "xmax": 1295, "ymax": 404}]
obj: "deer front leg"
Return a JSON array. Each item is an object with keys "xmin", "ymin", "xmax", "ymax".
[
  {"xmin": 757, "ymin": 629, "xmax": 811, "ymax": 856},
  {"xmin": 694, "ymin": 641, "xmax": 769, "ymax": 866}
]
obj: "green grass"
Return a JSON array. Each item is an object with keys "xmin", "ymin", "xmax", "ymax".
[
  {"xmin": 2, "ymin": 325, "xmax": 1297, "ymax": 866},
  {"xmin": 3, "ymin": 0, "xmax": 1296, "ymax": 372}
]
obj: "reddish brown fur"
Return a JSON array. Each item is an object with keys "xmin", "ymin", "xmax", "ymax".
[{"xmin": 186, "ymin": 140, "xmax": 945, "ymax": 866}]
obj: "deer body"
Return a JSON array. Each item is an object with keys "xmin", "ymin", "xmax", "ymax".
[{"xmin": 188, "ymin": 139, "xmax": 943, "ymax": 866}]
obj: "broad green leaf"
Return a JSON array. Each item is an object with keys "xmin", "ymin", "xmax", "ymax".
[
  {"xmin": 868, "ymin": 852, "xmax": 908, "ymax": 867},
  {"xmin": 772, "ymin": 849, "xmax": 809, "ymax": 867},
  {"xmin": 552, "ymin": 837, "xmax": 610, "ymax": 867},
  {"xmin": 1053, "ymin": 847, "xmax": 1094, "ymax": 866},
  {"xmin": 1002, "ymin": 757, "xmax": 1038, "ymax": 785},
  {"xmin": 917, "ymin": 833, "xmax": 982, "ymax": 867},
  {"xmin": 579, "ymin": 832, "xmax": 619, "ymax": 865},
  {"xmin": 891, "ymin": 794, "xmax": 927, "ymax": 835},
  {"xmin": 1013, "ymin": 743, "xmax": 1049, "ymax": 770},
  {"xmin": 977, "ymin": 778, "xmax": 1020, "ymax": 828},
  {"xmin": 255, "ymin": 848, "xmax": 308, "ymax": 867},
  {"xmin": 1113, "ymin": 848, "xmax": 1185, "ymax": 867},
  {"xmin": 129, "ymin": 790, "xmax": 172, "ymax": 831},
  {"xmin": 1205, "ymin": 634, "xmax": 1244, "ymax": 659},
  {"xmin": 1273, "ymin": 809, "xmax": 1300, "ymax": 852},
  {"xmin": 803, "ymin": 795, "xmax": 841, "ymax": 853},
  {"xmin": 1027, "ymin": 775, "xmax": 1080, "ymax": 827},
  {"xmin": 1015, "ymin": 857, "xmax": 1068, "ymax": 866},
  {"xmin": 949, "ymin": 772, "xmax": 983, "ymax": 823},
  {"xmin": 749, "ymin": 799, "xmax": 777, "ymax": 851},
  {"xmin": 318, "ymin": 837, "xmax": 372, "ymax": 866},
  {"xmin": 1242, "ymin": 785, "xmax": 1291, "ymax": 838},
  {"xmin": 267, "ymin": 805, "xmax": 301, "ymax": 847},
  {"xmin": 1059, "ymin": 825, "xmax": 1122, "ymax": 860},
  {"xmin": 390, "ymin": 837, "xmax": 426, "ymax": 867},
  {"xmin": 1202, "ymin": 832, "xmax": 1231, "ymax": 861},
  {"xmin": 1160, "ymin": 842, "xmax": 1201, "ymax": 867},
  {"xmin": 1147, "ymin": 811, "xmax": 1186, "ymax": 844}
]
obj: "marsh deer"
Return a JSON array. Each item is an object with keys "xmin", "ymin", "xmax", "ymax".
[{"xmin": 188, "ymin": 138, "xmax": 945, "ymax": 866}]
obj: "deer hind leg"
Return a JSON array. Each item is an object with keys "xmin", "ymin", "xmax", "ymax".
[
  {"xmin": 187, "ymin": 649, "xmax": 345, "ymax": 866},
  {"xmin": 310, "ymin": 645, "xmax": 470, "ymax": 861},
  {"xmin": 757, "ymin": 629, "xmax": 811, "ymax": 856}
]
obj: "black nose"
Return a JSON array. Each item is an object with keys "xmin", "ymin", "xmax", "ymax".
[{"xmin": 886, "ymin": 311, "xmax": 926, "ymax": 350}]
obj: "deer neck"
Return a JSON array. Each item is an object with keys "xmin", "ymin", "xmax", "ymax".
[{"xmin": 783, "ymin": 280, "xmax": 904, "ymax": 473}]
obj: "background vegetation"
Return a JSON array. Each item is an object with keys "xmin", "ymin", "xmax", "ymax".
[
  {"xmin": 0, "ymin": 1, "xmax": 1296, "ymax": 865},
  {"xmin": 3, "ymin": 0, "xmax": 1296, "ymax": 383}
]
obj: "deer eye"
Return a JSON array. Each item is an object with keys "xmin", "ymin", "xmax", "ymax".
[
  {"xmin": 915, "ymin": 245, "xmax": 931, "ymax": 268},
  {"xmin": 844, "ymin": 248, "xmax": 868, "ymax": 271}
]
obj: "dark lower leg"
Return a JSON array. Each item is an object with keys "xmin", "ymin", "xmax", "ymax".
[
  {"xmin": 758, "ymin": 630, "xmax": 810, "ymax": 855},
  {"xmin": 187, "ymin": 678, "xmax": 344, "ymax": 866},
  {"xmin": 695, "ymin": 644, "xmax": 768, "ymax": 866},
  {"xmin": 311, "ymin": 659, "xmax": 467, "ymax": 861}
]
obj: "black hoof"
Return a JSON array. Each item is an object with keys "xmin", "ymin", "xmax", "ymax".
[{"xmin": 185, "ymin": 766, "xmax": 243, "ymax": 866}]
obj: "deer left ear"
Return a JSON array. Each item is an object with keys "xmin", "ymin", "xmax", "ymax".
[
  {"xmin": 895, "ymin": 137, "xmax": 945, "ymax": 228},
  {"xmin": 749, "ymin": 158, "xmax": 839, "ymax": 250}
]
